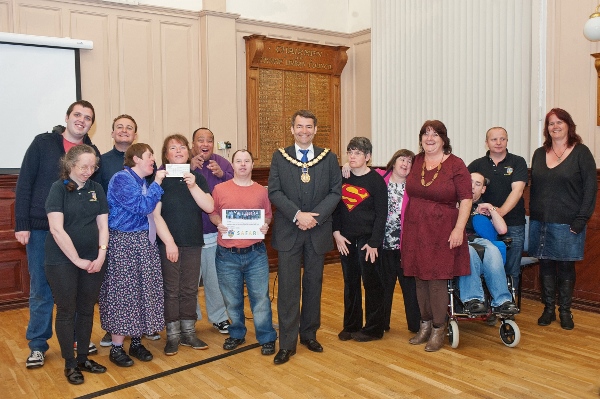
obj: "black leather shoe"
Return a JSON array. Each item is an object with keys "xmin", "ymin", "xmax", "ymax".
[
  {"xmin": 223, "ymin": 337, "xmax": 245, "ymax": 350},
  {"xmin": 64, "ymin": 367, "xmax": 84, "ymax": 385},
  {"xmin": 338, "ymin": 331, "xmax": 353, "ymax": 341},
  {"xmin": 299, "ymin": 338, "xmax": 323, "ymax": 352},
  {"xmin": 109, "ymin": 347, "xmax": 134, "ymax": 367},
  {"xmin": 494, "ymin": 301, "xmax": 518, "ymax": 315},
  {"xmin": 273, "ymin": 349, "xmax": 296, "ymax": 365},
  {"xmin": 261, "ymin": 341, "xmax": 276, "ymax": 355},
  {"xmin": 77, "ymin": 359, "xmax": 107, "ymax": 373},
  {"xmin": 465, "ymin": 299, "xmax": 486, "ymax": 313},
  {"xmin": 486, "ymin": 313, "xmax": 498, "ymax": 326},
  {"xmin": 129, "ymin": 344, "xmax": 153, "ymax": 362}
]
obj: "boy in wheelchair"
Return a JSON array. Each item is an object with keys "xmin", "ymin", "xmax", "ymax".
[{"xmin": 457, "ymin": 173, "xmax": 518, "ymax": 315}]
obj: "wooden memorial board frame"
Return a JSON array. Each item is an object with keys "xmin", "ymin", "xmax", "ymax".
[{"xmin": 244, "ymin": 34, "xmax": 349, "ymax": 167}]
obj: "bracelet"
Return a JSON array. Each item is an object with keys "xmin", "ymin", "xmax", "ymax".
[
  {"xmin": 491, "ymin": 207, "xmax": 497, "ymax": 212},
  {"xmin": 99, "ymin": 245, "xmax": 108, "ymax": 250}
]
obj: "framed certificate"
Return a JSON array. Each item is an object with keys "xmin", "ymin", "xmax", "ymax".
[{"xmin": 221, "ymin": 209, "xmax": 265, "ymax": 239}]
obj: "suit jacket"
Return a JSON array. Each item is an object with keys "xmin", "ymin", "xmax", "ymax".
[{"xmin": 268, "ymin": 145, "xmax": 342, "ymax": 254}]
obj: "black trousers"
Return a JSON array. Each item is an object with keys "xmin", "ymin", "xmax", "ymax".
[
  {"xmin": 45, "ymin": 262, "xmax": 105, "ymax": 368},
  {"xmin": 380, "ymin": 249, "xmax": 421, "ymax": 333},
  {"xmin": 339, "ymin": 236, "xmax": 385, "ymax": 338}
]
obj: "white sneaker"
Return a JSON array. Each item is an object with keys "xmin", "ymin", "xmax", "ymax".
[
  {"xmin": 213, "ymin": 320, "xmax": 230, "ymax": 334},
  {"xmin": 100, "ymin": 332, "xmax": 112, "ymax": 347},
  {"xmin": 26, "ymin": 350, "xmax": 45, "ymax": 369},
  {"xmin": 73, "ymin": 341, "xmax": 98, "ymax": 354},
  {"xmin": 143, "ymin": 332, "xmax": 161, "ymax": 340}
]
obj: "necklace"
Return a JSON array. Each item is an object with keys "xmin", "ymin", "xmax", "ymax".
[
  {"xmin": 552, "ymin": 145, "xmax": 567, "ymax": 162},
  {"xmin": 421, "ymin": 155, "xmax": 443, "ymax": 187},
  {"xmin": 278, "ymin": 148, "xmax": 330, "ymax": 183}
]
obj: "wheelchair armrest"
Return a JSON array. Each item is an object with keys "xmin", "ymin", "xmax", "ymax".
[
  {"xmin": 500, "ymin": 236, "xmax": 512, "ymax": 250},
  {"xmin": 469, "ymin": 243, "xmax": 485, "ymax": 261}
]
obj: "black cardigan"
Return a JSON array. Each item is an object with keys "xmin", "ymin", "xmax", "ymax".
[
  {"xmin": 15, "ymin": 126, "xmax": 100, "ymax": 232},
  {"xmin": 529, "ymin": 143, "xmax": 597, "ymax": 233}
]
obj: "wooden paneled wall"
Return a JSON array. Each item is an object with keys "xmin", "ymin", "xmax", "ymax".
[
  {"xmin": 0, "ymin": 0, "xmax": 201, "ymax": 154},
  {"xmin": 0, "ymin": 175, "xmax": 29, "ymax": 310},
  {"xmin": 3, "ymin": 165, "xmax": 600, "ymax": 311}
]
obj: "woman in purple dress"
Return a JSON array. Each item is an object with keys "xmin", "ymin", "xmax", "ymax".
[{"xmin": 401, "ymin": 120, "xmax": 472, "ymax": 352}]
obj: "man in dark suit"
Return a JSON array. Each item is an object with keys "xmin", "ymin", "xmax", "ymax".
[{"xmin": 268, "ymin": 110, "xmax": 342, "ymax": 365}]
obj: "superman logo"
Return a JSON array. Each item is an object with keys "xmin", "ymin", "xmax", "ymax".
[{"xmin": 342, "ymin": 183, "xmax": 370, "ymax": 211}]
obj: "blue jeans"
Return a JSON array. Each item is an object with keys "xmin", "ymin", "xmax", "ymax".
[
  {"xmin": 459, "ymin": 238, "xmax": 512, "ymax": 307},
  {"xmin": 505, "ymin": 224, "xmax": 525, "ymax": 289},
  {"xmin": 196, "ymin": 237, "xmax": 228, "ymax": 323},
  {"xmin": 215, "ymin": 243, "xmax": 277, "ymax": 345},
  {"xmin": 26, "ymin": 230, "xmax": 54, "ymax": 352}
]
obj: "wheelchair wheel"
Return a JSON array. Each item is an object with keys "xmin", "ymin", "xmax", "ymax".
[
  {"xmin": 448, "ymin": 320, "xmax": 459, "ymax": 348},
  {"xmin": 499, "ymin": 319, "xmax": 520, "ymax": 347}
]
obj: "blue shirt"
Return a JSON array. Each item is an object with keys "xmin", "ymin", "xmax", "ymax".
[{"xmin": 108, "ymin": 167, "xmax": 163, "ymax": 232}]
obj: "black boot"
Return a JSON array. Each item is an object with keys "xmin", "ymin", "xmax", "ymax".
[
  {"xmin": 538, "ymin": 275, "xmax": 556, "ymax": 326},
  {"xmin": 558, "ymin": 279, "xmax": 575, "ymax": 330}
]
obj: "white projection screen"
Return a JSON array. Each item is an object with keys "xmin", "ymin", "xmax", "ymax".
[{"xmin": 0, "ymin": 41, "xmax": 82, "ymax": 173}]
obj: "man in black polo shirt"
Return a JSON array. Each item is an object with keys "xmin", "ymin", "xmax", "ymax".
[{"xmin": 468, "ymin": 127, "xmax": 528, "ymax": 290}]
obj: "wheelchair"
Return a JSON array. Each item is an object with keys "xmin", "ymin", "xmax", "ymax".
[{"xmin": 447, "ymin": 214, "xmax": 521, "ymax": 348}]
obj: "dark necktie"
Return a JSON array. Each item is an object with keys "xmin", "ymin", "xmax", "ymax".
[{"xmin": 299, "ymin": 149, "xmax": 309, "ymax": 163}]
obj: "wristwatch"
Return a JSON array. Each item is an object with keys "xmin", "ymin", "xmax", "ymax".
[{"xmin": 99, "ymin": 245, "xmax": 108, "ymax": 250}]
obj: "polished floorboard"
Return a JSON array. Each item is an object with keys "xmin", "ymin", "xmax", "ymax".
[{"xmin": 1, "ymin": 264, "xmax": 599, "ymax": 398}]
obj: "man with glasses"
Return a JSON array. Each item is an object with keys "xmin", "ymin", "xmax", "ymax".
[
  {"xmin": 268, "ymin": 110, "xmax": 342, "ymax": 364},
  {"xmin": 15, "ymin": 101, "xmax": 101, "ymax": 369}
]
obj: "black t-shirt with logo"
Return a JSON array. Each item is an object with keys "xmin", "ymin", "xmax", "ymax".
[
  {"xmin": 468, "ymin": 151, "xmax": 528, "ymax": 226},
  {"xmin": 45, "ymin": 179, "xmax": 109, "ymax": 265}
]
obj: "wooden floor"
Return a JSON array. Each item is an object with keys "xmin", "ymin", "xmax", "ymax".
[{"xmin": 1, "ymin": 264, "xmax": 599, "ymax": 399}]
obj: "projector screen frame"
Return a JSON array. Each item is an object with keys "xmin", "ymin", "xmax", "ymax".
[{"xmin": 0, "ymin": 37, "xmax": 85, "ymax": 175}]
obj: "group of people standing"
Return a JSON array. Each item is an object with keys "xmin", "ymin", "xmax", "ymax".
[
  {"xmin": 15, "ymin": 103, "xmax": 596, "ymax": 384},
  {"xmin": 15, "ymin": 102, "xmax": 232, "ymax": 384},
  {"xmin": 334, "ymin": 108, "xmax": 596, "ymax": 354}
]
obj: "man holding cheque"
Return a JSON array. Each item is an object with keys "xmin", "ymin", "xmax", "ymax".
[{"xmin": 209, "ymin": 149, "xmax": 277, "ymax": 357}]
